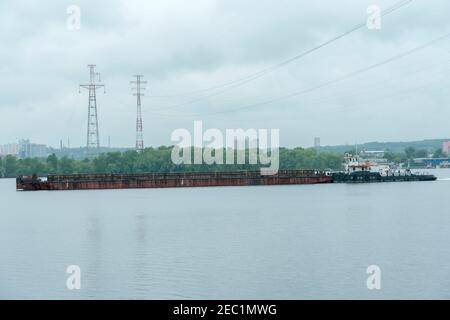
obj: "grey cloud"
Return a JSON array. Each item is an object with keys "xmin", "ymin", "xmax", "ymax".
[{"xmin": 1, "ymin": 0, "xmax": 450, "ymax": 148}]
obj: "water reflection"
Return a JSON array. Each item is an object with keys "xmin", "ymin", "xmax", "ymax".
[
  {"xmin": 133, "ymin": 213, "xmax": 152, "ymax": 296},
  {"xmin": 85, "ymin": 211, "xmax": 102, "ymax": 297}
]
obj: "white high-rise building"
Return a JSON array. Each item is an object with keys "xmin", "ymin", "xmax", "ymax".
[{"xmin": 18, "ymin": 139, "xmax": 48, "ymax": 158}]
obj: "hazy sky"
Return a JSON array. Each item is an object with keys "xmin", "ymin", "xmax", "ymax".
[{"xmin": 1, "ymin": 0, "xmax": 450, "ymax": 148}]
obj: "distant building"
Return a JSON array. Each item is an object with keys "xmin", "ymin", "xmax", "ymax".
[
  {"xmin": 443, "ymin": 141, "xmax": 450, "ymax": 154},
  {"xmin": 0, "ymin": 143, "xmax": 19, "ymax": 156},
  {"xmin": 18, "ymin": 139, "xmax": 48, "ymax": 158},
  {"xmin": 413, "ymin": 157, "xmax": 450, "ymax": 168},
  {"xmin": 314, "ymin": 137, "xmax": 321, "ymax": 148}
]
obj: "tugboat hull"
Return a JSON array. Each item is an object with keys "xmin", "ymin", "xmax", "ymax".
[{"xmin": 331, "ymin": 171, "xmax": 437, "ymax": 183}]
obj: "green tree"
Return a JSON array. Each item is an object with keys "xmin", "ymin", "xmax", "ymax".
[
  {"xmin": 3, "ymin": 155, "xmax": 18, "ymax": 177},
  {"xmin": 384, "ymin": 150, "xmax": 395, "ymax": 162},
  {"xmin": 46, "ymin": 154, "xmax": 58, "ymax": 173},
  {"xmin": 433, "ymin": 148, "xmax": 445, "ymax": 158},
  {"xmin": 59, "ymin": 156, "xmax": 74, "ymax": 174},
  {"xmin": 0, "ymin": 156, "xmax": 4, "ymax": 177},
  {"xmin": 404, "ymin": 147, "xmax": 416, "ymax": 159},
  {"xmin": 414, "ymin": 149, "xmax": 427, "ymax": 158}
]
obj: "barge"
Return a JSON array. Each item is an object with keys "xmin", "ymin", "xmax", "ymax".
[
  {"xmin": 16, "ymin": 170, "xmax": 332, "ymax": 191},
  {"xmin": 15, "ymin": 154, "xmax": 437, "ymax": 191}
]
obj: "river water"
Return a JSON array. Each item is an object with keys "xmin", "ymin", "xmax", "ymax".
[{"xmin": 1, "ymin": 169, "xmax": 450, "ymax": 299}]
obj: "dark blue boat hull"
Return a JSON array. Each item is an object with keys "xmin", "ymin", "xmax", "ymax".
[{"xmin": 331, "ymin": 171, "xmax": 437, "ymax": 183}]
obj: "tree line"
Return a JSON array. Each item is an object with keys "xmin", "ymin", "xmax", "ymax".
[
  {"xmin": 384, "ymin": 147, "xmax": 446, "ymax": 164},
  {"xmin": 0, "ymin": 147, "xmax": 343, "ymax": 178},
  {"xmin": 1, "ymin": 146, "xmax": 445, "ymax": 178}
]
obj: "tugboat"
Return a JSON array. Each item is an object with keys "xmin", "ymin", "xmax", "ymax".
[{"xmin": 330, "ymin": 153, "xmax": 437, "ymax": 183}]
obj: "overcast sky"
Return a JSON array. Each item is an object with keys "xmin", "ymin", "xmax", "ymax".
[{"xmin": 1, "ymin": 0, "xmax": 450, "ymax": 148}]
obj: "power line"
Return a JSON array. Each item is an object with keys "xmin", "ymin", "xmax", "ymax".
[
  {"xmin": 291, "ymin": 64, "xmax": 450, "ymax": 115},
  {"xmin": 152, "ymin": 31, "xmax": 450, "ymax": 117},
  {"xmin": 106, "ymin": 43, "xmax": 450, "ymax": 119},
  {"xmin": 148, "ymin": 0, "xmax": 412, "ymax": 103}
]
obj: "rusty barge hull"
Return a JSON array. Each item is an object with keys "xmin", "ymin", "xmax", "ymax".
[{"xmin": 16, "ymin": 170, "xmax": 332, "ymax": 191}]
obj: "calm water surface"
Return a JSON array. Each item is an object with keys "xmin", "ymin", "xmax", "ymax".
[{"xmin": 1, "ymin": 169, "xmax": 450, "ymax": 299}]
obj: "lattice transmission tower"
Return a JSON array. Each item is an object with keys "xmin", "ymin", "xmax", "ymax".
[
  {"xmin": 79, "ymin": 65, "xmax": 105, "ymax": 155},
  {"xmin": 131, "ymin": 75, "xmax": 146, "ymax": 152}
]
